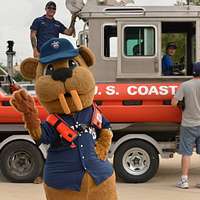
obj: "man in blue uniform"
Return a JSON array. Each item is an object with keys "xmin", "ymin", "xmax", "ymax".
[
  {"xmin": 30, "ymin": 1, "xmax": 76, "ymax": 58},
  {"xmin": 162, "ymin": 42, "xmax": 177, "ymax": 76}
]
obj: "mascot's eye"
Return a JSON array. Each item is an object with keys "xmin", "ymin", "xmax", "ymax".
[
  {"xmin": 44, "ymin": 64, "xmax": 54, "ymax": 75},
  {"xmin": 68, "ymin": 60, "xmax": 78, "ymax": 70}
]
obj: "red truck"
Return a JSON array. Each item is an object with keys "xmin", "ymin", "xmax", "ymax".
[{"xmin": 0, "ymin": 81, "xmax": 181, "ymax": 183}]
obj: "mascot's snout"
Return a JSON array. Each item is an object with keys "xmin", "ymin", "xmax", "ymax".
[{"xmin": 52, "ymin": 68, "xmax": 73, "ymax": 82}]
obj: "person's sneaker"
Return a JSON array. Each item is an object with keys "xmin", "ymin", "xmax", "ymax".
[{"xmin": 176, "ymin": 178, "xmax": 189, "ymax": 189}]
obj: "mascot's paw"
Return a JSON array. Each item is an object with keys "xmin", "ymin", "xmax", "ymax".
[
  {"xmin": 11, "ymin": 89, "xmax": 41, "ymax": 141},
  {"xmin": 10, "ymin": 89, "xmax": 35, "ymax": 114},
  {"xmin": 95, "ymin": 129, "xmax": 113, "ymax": 160},
  {"xmin": 95, "ymin": 143, "xmax": 108, "ymax": 160}
]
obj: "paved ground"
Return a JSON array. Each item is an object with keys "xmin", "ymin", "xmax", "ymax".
[{"xmin": 0, "ymin": 154, "xmax": 200, "ymax": 200}]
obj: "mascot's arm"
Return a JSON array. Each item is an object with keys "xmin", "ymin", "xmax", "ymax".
[
  {"xmin": 10, "ymin": 89, "xmax": 41, "ymax": 141},
  {"xmin": 95, "ymin": 128, "xmax": 113, "ymax": 160}
]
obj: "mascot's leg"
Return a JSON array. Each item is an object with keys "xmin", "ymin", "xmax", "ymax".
[
  {"xmin": 87, "ymin": 172, "xmax": 118, "ymax": 200},
  {"xmin": 44, "ymin": 184, "xmax": 88, "ymax": 200},
  {"xmin": 44, "ymin": 172, "xmax": 90, "ymax": 200},
  {"xmin": 44, "ymin": 172, "xmax": 117, "ymax": 200}
]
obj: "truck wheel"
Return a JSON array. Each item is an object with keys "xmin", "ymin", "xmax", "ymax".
[
  {"xmin": 0, "ymin": 140, "xmax": 44, "ymax": 183},
  {"xmin": 113, "ymin": 140, "xmax": 159, "ymax": 183}
]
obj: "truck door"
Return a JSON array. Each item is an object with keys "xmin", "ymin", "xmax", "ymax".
[{"xmin": 117, "ymin": 20, "xmax": 161, "ymax": 78}]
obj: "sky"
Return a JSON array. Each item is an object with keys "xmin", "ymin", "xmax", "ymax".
[{"xmin": 0, "ymin": 0, "xmax": 177, "ymax": 65}]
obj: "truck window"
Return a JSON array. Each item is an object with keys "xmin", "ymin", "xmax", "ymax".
[
  {"xmin": 161, "ymin": 21, "xmax": 196, "ymax": 76},
  {"xmin": 104, "ymin": 25, "xmax": 117, "ymax": 58},
  {"xmin": 124, "ymin": 26, "xmax": 155, "ymax": 57}
]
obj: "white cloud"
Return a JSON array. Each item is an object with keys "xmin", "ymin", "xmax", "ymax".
[{"xmin": 0, "ymin": 0, "xmax": 176, "ymax": 65}]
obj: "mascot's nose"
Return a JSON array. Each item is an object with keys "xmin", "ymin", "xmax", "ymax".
[{"xmin": 52, "ymin": 68, "xmax": 73, "ymax": 82}]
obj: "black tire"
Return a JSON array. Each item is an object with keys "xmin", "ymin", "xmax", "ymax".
[
  {"xmin": 0, "ymin": 140, "xmax": 44, "ymax": 183},
  {"xmin": 113, "ymin": 140, "xmax": 159, "ymax": 183}
]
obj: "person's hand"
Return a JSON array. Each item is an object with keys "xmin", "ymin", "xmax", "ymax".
[
  {"xmin": 70, "ymin": 14, "xmax": 77, "ymax": 38},
  {"xmin": 71, "ymin": 13, "xmax": 78, "ymax": 21},
  {"xmin": 33, "ymin": 48, "xmax": 40, "ymax": 58},
  {"xmin": 72, "ymin": 28, "xmax": 76, "ymax": 38}
]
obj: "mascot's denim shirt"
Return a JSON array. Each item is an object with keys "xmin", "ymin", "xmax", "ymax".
[{"xmin": 39, "ymin": 106, "xmax": 113, "ymax": 191}]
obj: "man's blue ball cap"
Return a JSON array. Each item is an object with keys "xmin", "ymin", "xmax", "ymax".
[
  {"xmin": 39, "ymin": 38, "xmax": 79, "ymax": 64},
  {"xmin": 166, "ymin": 42, "xmax": 177, "ymax": 49}
]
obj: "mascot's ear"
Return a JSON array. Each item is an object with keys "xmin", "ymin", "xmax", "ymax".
[
  {"xmin": 79, "ymin": 46, "xmax": 96, "ymax": 67},
  {"xmin": 20, "ymin": 58, "xmax": 38, "ymax": 80}
]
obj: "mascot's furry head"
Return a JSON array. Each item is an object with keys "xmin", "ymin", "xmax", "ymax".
[{"xmin": 20, "ymin": 38, "xmax": 96, "ymax": 114}]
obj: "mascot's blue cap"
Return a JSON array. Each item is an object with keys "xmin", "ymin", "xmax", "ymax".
[{"xmin": 40, "ymin": 38, "xmax": 79, "ymax": 64}]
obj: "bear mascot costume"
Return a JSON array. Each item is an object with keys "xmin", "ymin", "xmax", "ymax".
[{"xmin": 10, "ymin": 38, "xmax": 117, "ymax": 200}]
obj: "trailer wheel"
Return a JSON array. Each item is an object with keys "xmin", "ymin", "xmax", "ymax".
[
  {"xmin": 0, "ymin": 140, "xmax": 44, "ymax": 183},
  {"xmin": 113, "ymin": 140, "xmax": 159, "ymax": 183}
]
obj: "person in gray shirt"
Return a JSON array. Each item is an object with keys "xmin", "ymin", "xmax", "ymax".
[{"xmin": 171, "ymin": 62, "xmax": 200, "ymax": 189}]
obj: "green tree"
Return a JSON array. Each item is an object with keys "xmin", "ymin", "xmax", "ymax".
[
  {"xmin": 0, "ymin": 62, "xmax": 25, "ymax": 82},
  {"xmin": 0, "ymin": 63, "xmax": 8, "ymax": 75},
  {"xmin": 14, "ymin": 72, "xmax": 25, "ymax": 82},
  {"xmin": 190, "ymin": 0, "xmax": 200, "ymax": 5},
  {"xmin": 176, "ymin": 0, "xmax": 200, "ymax": 5}
]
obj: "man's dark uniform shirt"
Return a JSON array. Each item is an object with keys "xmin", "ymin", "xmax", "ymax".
[
  {"xmin": 30, "ymin": 15, "xmax": 66, "ymax": 51},
  {"xmin": 39, "ymin": 106, "xmax": 113, "ymax": 191},
  {"xmin": 162, "ymin": 54, "xmax": 174, "ymax": 76}
]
